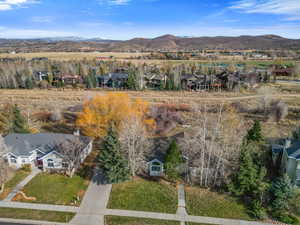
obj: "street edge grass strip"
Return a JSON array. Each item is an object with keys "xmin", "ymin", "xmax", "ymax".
[
  {"xmin": 105, "ymin": 215, "xmax": 180, "ymax": 225},
  {"xmin": 0, "ymin": 207, "xmax": 75, "ymax": 223}
]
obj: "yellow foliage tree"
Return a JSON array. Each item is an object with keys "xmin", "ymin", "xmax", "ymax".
[{"xmin": 76, "ymin": 93, "xmax": 154, "ymax": 138}]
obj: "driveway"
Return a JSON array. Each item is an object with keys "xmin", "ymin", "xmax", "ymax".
[{"xmin": 70, "ymin": 169, "xmax": 112, "ymax": 225}]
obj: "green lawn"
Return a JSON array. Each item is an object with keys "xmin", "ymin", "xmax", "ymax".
[
  {"xmin": 105, "ymin": 216, "xmax": 180, "ymax": 225},
  {"xmin": 0, "ymin": 170, "xmax": 30, "ymax": 200},
  {"xmin": 107, "ymin": 178, "xmax": 178, "ymax": 213},
  {"xmin": 290, "ymin": 189, "xmax": 300, "ymax": 221},
  {"xmin": 18, "ymin": 173, "xmax": 89, "ymax": 206},
  {"xmin": 186, "ymin": 223, "xmax": 218, "ymax": 225},
  {"xmin": 185, "ymin": 187, "xmax": 251, "ymax": 221},
  {"xmin": 0, "ymin": 207, "xmax": 75, "ymax": 222}
]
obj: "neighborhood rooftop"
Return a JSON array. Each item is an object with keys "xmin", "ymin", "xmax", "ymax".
[{"xmin": 4, "ymin": 133, "xmax": 92, "ymax": 157}]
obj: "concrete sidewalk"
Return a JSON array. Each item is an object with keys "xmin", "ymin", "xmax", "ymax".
[
  {"xmin": 70, "ymin": 169, "xmax": 112, "ymax": 225},
  {"xmin": 0, "ymin": 217, "xmax": 67, "ymax": 225},
  {"xmin": 4, "ymin": 168, "xmax": 41, "ymax": 202},
  {"xmin": 0, "ymin": 201, "xmax": 79, "ymax": 213}
]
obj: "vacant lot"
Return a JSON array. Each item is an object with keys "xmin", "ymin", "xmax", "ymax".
[
  {"xmin": 0, "ymin": 207, "xmax": 74, "ymax": 222},
  {"xmin": 108, "ymin": 178, "xmax": 178, "ymax": 213},
  {"xmin": 0, "ymin": 169, "xmax": 30, "ymax": 200},
  {"xmin": 16, "ymin": 173, "xmax": 88, "ymax": 206},
  {"xmin": 185, "ymin": 187, "xmax": 251, "ymax": 221}
]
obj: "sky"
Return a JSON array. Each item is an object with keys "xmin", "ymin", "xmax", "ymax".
[{"xmin": 0, "ymin": 0, "xmax": 300, "ymax": 39}]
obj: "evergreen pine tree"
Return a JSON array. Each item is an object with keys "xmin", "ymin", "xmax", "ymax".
[
  {"xmin": 246, "ymin": 120, "xmax": 263, "ymax": 143},
  {"xmin": 165, "ymin": 140, "xmax": 183, "ymax": 181},
  {"xmin": 269, "ymin": 174, "xmax": 295, "ymax": 214},
  {"xmin": 11, "ymin": 105, "xmax": 29, "ymax": 133},
  {"xmin": 98, "ymin": 127, "xmax": 129, "ymax": 183},
  {"xmin": 25, "ymin": 77, "xmax": 34, "ymax": 89},
  {"xmin": 228, "ymin": 143, "xmax": 268, "ymax": 218},
  {"xmin": 126, "ymin": 70, "xmax": 137, "ymax": 90}
]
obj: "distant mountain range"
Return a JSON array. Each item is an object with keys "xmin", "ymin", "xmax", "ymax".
[{"xmin": 0, "ymin": 34, "xmax": 300, "ymax": 52}]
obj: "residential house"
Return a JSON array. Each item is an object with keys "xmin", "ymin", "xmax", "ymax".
[
  {"xmin": 272, "ymin": 139, "xmax": 300, "ymax": 186},
  {"xmin": 145, "ymin": 74, "xmax": 167, "ymax": 89},
  {"xmin": 3, "ymin": 133, "xmax": 93, "ymax": 172},
  {"xmin": 96, "ymin": 73, "xmax": 128, "ymax": 88},
  {"xmin": 60, "ymin": 75, "xmax": 83, "ymax": 85},
  {"xmin": 34, "ymin": 71, "xmax": 49, "ymax": 81}
]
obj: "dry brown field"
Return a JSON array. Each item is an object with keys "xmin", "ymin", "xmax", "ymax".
[
  {"xmin": 0, "ymin": 52, "xmax": 150, "ymax": 61},
  {"xmin": 0, "ymin": 87, "xmax": 299, "ymax": 139}
]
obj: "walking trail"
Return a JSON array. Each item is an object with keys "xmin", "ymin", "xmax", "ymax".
[{"xmin": 4, "ymin": 168, "xmax": 41, "ymax": 202}]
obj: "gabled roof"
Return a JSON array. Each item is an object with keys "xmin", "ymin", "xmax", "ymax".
[
  {"xmin": 4, "ymin": 133, "xmax": 92, "ymax": 157},
  {"xmin": 286, "ymin": 141, "xmax": 300, "ymax": 160}
]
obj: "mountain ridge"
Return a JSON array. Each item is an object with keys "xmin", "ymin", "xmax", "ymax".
[{"xmin": 0, "ymin": 34, "xmax": 299, "ymax": 52}]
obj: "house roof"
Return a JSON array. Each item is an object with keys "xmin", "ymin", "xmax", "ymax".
[
  {"xmin": 286, "ymin": 141, "xmax": 300, "ymax": 160},
  {"xmin": 4, "ymin": 133, "xmax": 92, "ymax": 157}
]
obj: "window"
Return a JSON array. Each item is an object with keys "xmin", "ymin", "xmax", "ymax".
[
  {"xmin": 47, "ymin": 159, "xmax": 54, "ymax": 168},
  {"xmin": 151, "ymin": 166, "xmax": 161, "ymax": 172},
  {"xmin": 10, "ymin": 157, "xmax": 17, "ymax": 163}
]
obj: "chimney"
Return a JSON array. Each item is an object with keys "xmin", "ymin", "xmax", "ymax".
[
  {"xmin": 284, "ymin": 139, "xmax": 291, "ymax": 149},
  {"xmin": 73, "ymin": 129, "xmax": 80, "ymax": 136}
]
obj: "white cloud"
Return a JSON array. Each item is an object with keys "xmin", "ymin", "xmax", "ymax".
[
  {"xmin": 0, "ymin": 27, "xmax": 77, "ymax": 38},
  {"xmin": 0, "ymin": 0, "xmax": 38, "ymax": 11},
  {"xmin": 31, "ymin": 16, "xmax": 54, "ymax": 23},
  {"xmin": 230, "ymin": 0, "xmax": 300, "ymax": 21},
  {"xmin": 98, "ymin": 0, "xmax": 131, "ymax": 6}
]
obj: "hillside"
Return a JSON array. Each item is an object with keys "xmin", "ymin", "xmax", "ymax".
[{"xmin": 0, "ymin": 34, "xmax": 300, "ymax": 52}]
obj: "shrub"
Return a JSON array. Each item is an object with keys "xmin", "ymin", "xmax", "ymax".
[
  {"xmin": 49, "ymin": 110, "xmax": 62, "ymax": 122},
  {"xmin": 39, "ymin": 80, "xmax": 49, "ymax": 89},
  {"xmin": 164, "ymin": 140, "xmax": 183, "ymax": 181},
  {"xmin": 150, "ymin": 104, "xmax": 183, "ymax": 135},
  {"xmin": 21, "ymin": 164, "xmax": 32, "ymax": 172},
  {"xmin": 273, "ymin": 212, "xmax": 299, "ymax": 225},
  {"xmin": 248, "ymin": 200, "xmax": 267, "ymax": 219}
]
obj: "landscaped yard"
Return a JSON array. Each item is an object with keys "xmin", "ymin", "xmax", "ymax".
[
  {"xmin": 185, "ymin": 187, "xmax": 251, "ymax": 221},
  {"xmin": 15, "ymin": 173, "xmax": 89, "ymax": 206},
  {"xmin": 105, "ymin": 216, "xmax": 180, "ymax": 225},
  {"xmin": 0, "ymin": 169, "xmax": 30, "ymax": 200},
  {"xmin": 107, "ymin": 178, "xmax": 178, "ymax": 213},
  {"xmin": 290, "ymin": 189, "xmax": 300, "ymax": 221},
  {"xmin": 0, "ymin": 207, "xmax": 75, "ymax": 222}
]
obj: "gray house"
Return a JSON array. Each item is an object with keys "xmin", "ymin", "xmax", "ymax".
[
  {"xmin": 3, "ymin": 133, "xmax": 93, "ymax": 171},
  {"xmin": 272, "ymin": 139, "xmax": 300, "ymax": 186}
]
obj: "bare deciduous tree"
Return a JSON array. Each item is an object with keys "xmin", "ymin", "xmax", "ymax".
[
  {"xmin": 119, "ymin": 116, "xmax": 149, "ymax": 177},
  {"xmin": 54, "ymin": 137, "xmax": 88, "ymax": 177},
  {"xmin": 257, "ymin": 86, "xmax": 277, "ymax": 115},
  {"xmin": 182, "ymin": 104, "xmax": 245, "ymax": 187}
]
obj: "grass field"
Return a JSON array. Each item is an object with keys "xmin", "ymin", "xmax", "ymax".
[
  {"xmin": 0, "ymin": 170, "xmax": 30, "ymax": 200},
  {"xmin": 17, "ymin": 173, "xmax": 89, "ymax": 206},
  {"xmin": 105, "ymin": 216, "xmax": 180, "ymax": 225},
  {"xmin": 0, "ymin": 207, "xmax": 75, "ymax": 222},
  {"xmin": 185, "ymin": 187, "xmax": 251, "ymax": 221},
  {"xmin": 104, "ymin": 216, "xmax": 218, "ymax": 225},
  {"xmin": 107, "ymin": 178, "xmax": 178, "ymax": 214}
]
